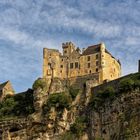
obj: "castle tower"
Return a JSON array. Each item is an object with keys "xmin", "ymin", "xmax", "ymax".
[
  {"xmin": 43, "ymin": 48, "xmax": 61, "ymax": 79},
  {"xmin": 62, "ymin": 42, "xmax": 75, "ymax": 57}
]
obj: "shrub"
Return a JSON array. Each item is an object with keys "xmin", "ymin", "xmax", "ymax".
[
  {"xmin": 32, "ymin": 78, "xmax": 47, "ymax": 90},
  {"xmin": 0, "ymin": 89, "xmax": 35, "ymax": 119},
  {"xmin": 131, "ymin": 73, "xmax": 140, "ymax": 80},
  {"xmin": 119, "ymin": 78, "xmax": 134, "ymax": 92},
  {"xmin": 133, "ymin": 80, "xmax": 140, "ymax": 89},
  {"xmin": 97, "ymin": 86, "xmax": 115, "ymax": 99},
  {"xmin": 0, "ymin": 97, "xmax": 18, "ymax": 117},
  {"xmin": 70, "ymin": 116, "xmax": 87, "ymax": 137},
  {"xmin": 61, "ymin": 132, "xmax": 76, "ymax": 140},
  {"xmin": 89, "ymin": 86, "xmax": 115, "ymax": 108},
  {"xmin": 69, "ymin": 87, "xmax": 79, "ymax": 100},
  {"xmin": 43, "ymin": 92, "xmax": 72, "ymax": 113}
]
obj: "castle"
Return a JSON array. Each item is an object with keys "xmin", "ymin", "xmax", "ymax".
[{"xmin": 43, "ymin": 42, "xmax": 121, "ymax": 87}]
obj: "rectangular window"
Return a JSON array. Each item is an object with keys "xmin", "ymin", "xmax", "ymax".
[
  {"xmin": 70, "ymin": 63, "xmax": 73, "ymax": 69},
  {"xmin": 60, "ymin": 65, "xmax": 63, "ymax": 68},
  {"xmin": 64, "ymin": 50, "xmax": 67, "ymax": 53},
  {"xmin": 96, "ymin": 68, "xmax": 98, "ymax": 72},
  {"xmin": 96, "ymin": 61, "xmax": 99, "ymax": 66},
  {"xmin": 96, "ymin": 54, "xmax": 99, "ymax": 59},
  {"xmin": 75, "ymin": 62, "xmax": 78, "ymax": 68},
  {"xmin": 88, "ymin": 63, "xmax": 90, "ymax": 68},
  {"xmin": 87, "ymin": 56, "xmax": 90, "ymax": 61}
]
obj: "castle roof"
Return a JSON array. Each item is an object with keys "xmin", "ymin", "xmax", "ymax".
[
  {"xmin": 82, "ymin": 44, "xmax": 101, "ymax": 55},
  {"xmin": 82, "ymin": 43, "xmax": 121, "ymax": 65}
]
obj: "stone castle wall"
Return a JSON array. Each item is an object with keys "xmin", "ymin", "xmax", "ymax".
[{"xmin": 43, "ymin": 42, "xmax": 121, "ymax": 84}]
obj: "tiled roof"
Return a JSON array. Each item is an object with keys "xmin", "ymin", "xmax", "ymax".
[{"xmin": 82, "ymin": 44, "xmax": 101, "ymax": 55}]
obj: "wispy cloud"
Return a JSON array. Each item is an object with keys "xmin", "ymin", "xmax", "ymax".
[{"xmin": 0, "ymin": 0, "xmax": 139, "ymax": 92}]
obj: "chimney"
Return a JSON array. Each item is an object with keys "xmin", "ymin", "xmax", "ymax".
[{"xmin": 138, "ymin": 60, "xmax": 140, "ymax": 72}]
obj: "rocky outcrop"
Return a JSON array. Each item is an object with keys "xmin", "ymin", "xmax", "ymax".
[
  {"xmin": 0, "ymin": 76, "xmax": 140, "ymax": 140},
  {"xmin": 87, "ymin": 88, "xmax": 140, "ymax": 140}
]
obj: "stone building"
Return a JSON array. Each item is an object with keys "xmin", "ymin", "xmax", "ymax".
[
  {"xmin": 0, "ymin": 81, "xmax": 15, "ymax": 101},
  {"xmin": 43, "ymin": 42, "xmax": 121, "ymax": 87}
]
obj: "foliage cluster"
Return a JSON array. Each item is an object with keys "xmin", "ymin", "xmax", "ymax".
[
  {"xmin": 90, "ymin": 86, "xmax": 115, "ymax": 108},
  {"xmin": 70, "ymin": 116, "xmax": 87, "ymax": 137},
  {"xmin": 69, "ymin": 87, "xmax": 79, "ymax": 100},
  {"xmin": 90, "ymin": 73, "xmax": 140, "ymax": 108},
  {"xmin": 60, "ymin": 132, "xmax": 76, "ymax": 140},
  {"xmin": 43, "ymin": 92, "xmax": 72, "ymax": 113},
  {"xmin": 119, "ymin": 73, "xmax": 140, "ymax": 92},
  {"xmin": 32, "ymin": 78, "xmax": 48, "ymax": 91},
  {"xmin": 0, "ymin": 89, "xmax": 34, "ymax": 119}
]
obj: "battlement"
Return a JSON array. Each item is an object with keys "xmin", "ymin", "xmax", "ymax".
[{"xmin": 62, "ymin": 41, "xmax": 76, "ymax": 48}]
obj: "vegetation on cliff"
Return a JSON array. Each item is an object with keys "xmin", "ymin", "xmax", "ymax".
[
  {"xmin": 90, "ymin": 73, "xmax": 140, "ymax": 108},
  {"xmin": 32, "ymin": 78, "xmax": 48, "ymax": 91},
  {"xmin": 0, "ymin": 89, "xmax": 34, "ymax": 119},
  {"xmin": 43, "ymin": 92, "xmax": 72, "ymax": 114},
  {"xmin": 61, "ymin": 116, "xmax": 87, "ymax": 140}
]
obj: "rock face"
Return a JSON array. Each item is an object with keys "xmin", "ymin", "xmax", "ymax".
[
  {"xmin": 88, "ymin": 89, "xmax": 140, "ymax": 140},
  {"xmin": 0, "ymin": 76, "xmax": 140, "ymax": 140}
]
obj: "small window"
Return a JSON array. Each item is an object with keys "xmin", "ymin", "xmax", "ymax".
[
  {"xmin": 62, "ymin": 59, "xmax": 63, "ymax": 61},
  {"xmin": 96, "ymin": 68, "xmax": 98, "ymax": 72},
  {"xmin": 96, "ymin": 61, "xmax": 99, "ymax": 66},
  {"xmin": 60, "ymin": 65, "xmax": 63, "ymax": 68},
  {"xmin": 89, "ymin": 70, "xmax": 91, "ymax": 73},
  {"xmin": 87, "ymin": 56, "xmax": 90, "ymax": 61},
  {"xmin": 96, "ymin": 54, "xmax": 98, "ymax": 59},
  {"xmin": 88, "ymin": 63, "xmax": 90, "ymax": 68},
  {"xmin": 60, "ymin": 70, "xmax": 62, "ymax": 73},
  {"xmin": 75, "ymin": 62, "xmax": 78, "ymax": 68},
  {"xmin": 64, "ymin": 50, "xmax": 67, "ymax": 53},
  {"xmin": 70, "ymin": 63, "xmax": 73, "ymax": 69}
]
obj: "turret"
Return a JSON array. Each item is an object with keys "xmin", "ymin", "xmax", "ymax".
[{"xmin": 62, "ymin": 42, "xmax": 76, "ymax": 57}]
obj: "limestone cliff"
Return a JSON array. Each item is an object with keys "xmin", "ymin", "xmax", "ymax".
[{"xmin": 0, "ymin": 73, "xmax": 140, "ymax": 140}]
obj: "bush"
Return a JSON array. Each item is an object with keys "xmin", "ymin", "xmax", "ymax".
[
  {"xmin": 43, "ymin": 93, "xmax": 72, "ymax": 113},
  {"xmin": 134, "ymin": 80, "xmax": 140, "ymax": 89},
  {"xmin": 0, "ymin": 96, "xmax": 18, "ymax": 117},
  {"xmin": 70, "ymin": 116, "xmax": 87, "ymax": 137},
  {"xmin": 0, "ymin": 89, "xmax": 35, "ymax": 119},
  {"xmin": 119, "ymin": 78, "xmax": 134, "ymax": 92},
  {"xmin": 32, "ymin": 78, "xmax": 47, "ymax": 90},
  {"xmin": 89, "ymin": 86, "xmax": 115, "ymax": 108},
  {"xmin": 97, "ymin": 86, "xmax": 115, "ymax": 99},
  {"xmin": 69, "ymin": 87, "xmax": 79, "ymax": 100},
  {"xmin": 61, "ymin": 132, "xmax": 76, "ymax": 140}
]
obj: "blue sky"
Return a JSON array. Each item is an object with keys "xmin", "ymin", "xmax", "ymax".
[{"xmin": 0, "ymin": 0, "xmax": 140, "ymax": 93}]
